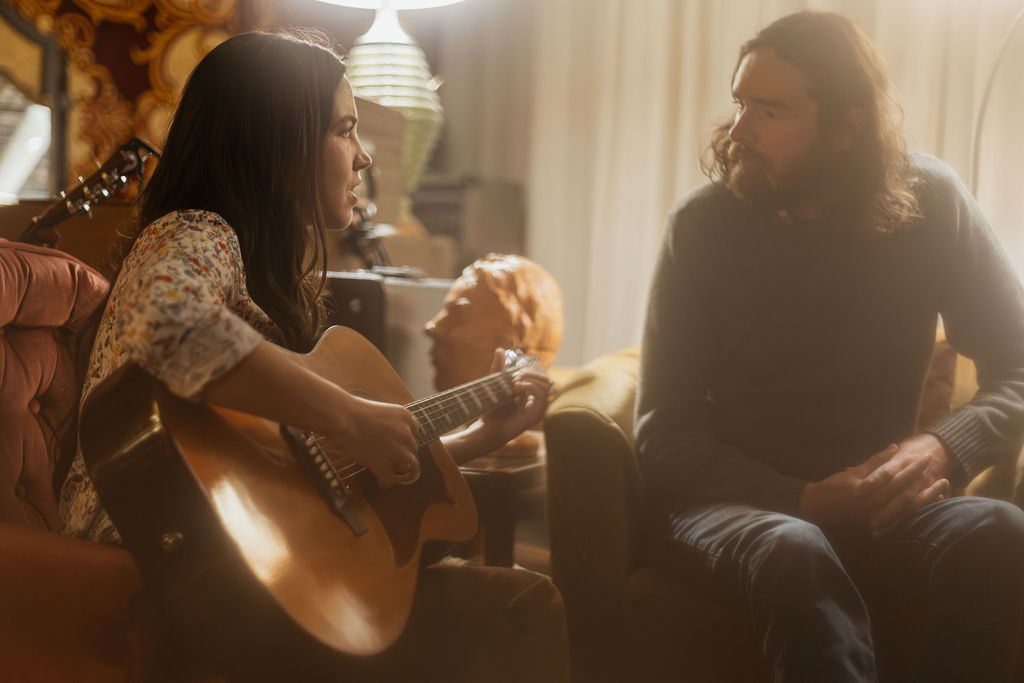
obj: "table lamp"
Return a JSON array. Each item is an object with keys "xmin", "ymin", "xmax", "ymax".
[{"xmin": 315, "ymin": 0, "xmax": 467, "ymax": 230}]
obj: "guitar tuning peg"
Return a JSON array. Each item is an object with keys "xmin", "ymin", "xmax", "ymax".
[
  {"xmin": 77, "ymin": 175, "xmax": 85, "ymax": 184},
  {"xmin": 95, "ymin": 160, "xmax": 102, "ymax": 169},
  {"xmin": 57, "ymin": 190, "xmax": 66, "ymax": 199}
]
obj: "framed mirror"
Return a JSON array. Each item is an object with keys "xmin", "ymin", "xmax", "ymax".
[{"xmin": 0, "ymin": 2, "xmax": 67, "ymax": 204}]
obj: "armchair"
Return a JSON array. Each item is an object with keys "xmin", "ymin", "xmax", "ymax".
[{"xmin": 544, "ymin": 340, "xmax": 1024, "ymax": 682}]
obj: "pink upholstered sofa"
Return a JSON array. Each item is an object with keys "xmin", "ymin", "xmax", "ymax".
[{"xmin": 0, "ymin": 238, "xmax": 156, "ymax": 682}]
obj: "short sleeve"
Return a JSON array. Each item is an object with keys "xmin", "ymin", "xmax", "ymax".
[{"xmin": 91, "ymin": 211, "xmax": 265, "ymax": 400}]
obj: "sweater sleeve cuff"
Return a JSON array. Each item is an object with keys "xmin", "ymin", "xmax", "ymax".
[{"xmin": 926, "ymin": 409, "xmax": 995, "ymax": 486}]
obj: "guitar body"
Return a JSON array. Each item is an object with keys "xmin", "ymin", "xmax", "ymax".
[{"xmin": 79, "ymin": 327, "xmax": 477, "ymax": 677}]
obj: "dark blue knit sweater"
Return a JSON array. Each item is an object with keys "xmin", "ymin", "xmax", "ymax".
[{"xmin": 635, "ymin": 154, "xmax": 1024, "ymax": 514}]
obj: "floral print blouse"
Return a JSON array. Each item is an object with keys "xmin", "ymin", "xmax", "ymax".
[{"xmin": 60, "ymin": 210, "xmax": 279, "ymax": 543}]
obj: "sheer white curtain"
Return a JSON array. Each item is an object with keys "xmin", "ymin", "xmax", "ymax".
[{"xmin": 436, "ymin": 0, "xmax": 1024, "ymax": 366}]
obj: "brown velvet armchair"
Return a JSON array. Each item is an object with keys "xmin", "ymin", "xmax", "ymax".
[
  {"xmin": 544, "ymin": 341, "xmax": 1024, "ymax": 683},
  {"xmin": 0, "ymin": 238, "xmax": 157, "ymax": 682}
]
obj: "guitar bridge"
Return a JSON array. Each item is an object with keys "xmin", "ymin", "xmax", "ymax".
[{"xmin": 281, "ymin": 425, "xmax": 368, "ymax": 536}]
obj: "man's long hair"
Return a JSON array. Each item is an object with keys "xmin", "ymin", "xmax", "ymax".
[
  {"xmin": 131, "ymin": 30, "xmax": 344, "ymax": 351},
  {"xmin": 702, "ymin": 11, "xmax": 921, "ymax": 232}
]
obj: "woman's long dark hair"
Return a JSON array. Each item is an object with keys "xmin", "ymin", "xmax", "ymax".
[
  {"xmin": 65, "ymin": 31, "xmax": 344, "ymax": 485},
  {"xmin": 135, "ymin": 30, "xmax": 345, "ymax": 350}
]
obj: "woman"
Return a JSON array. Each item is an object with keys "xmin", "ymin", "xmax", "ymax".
[{"xmin": 59, "ymin": 31, "xmax": 568, "ymax": 683}]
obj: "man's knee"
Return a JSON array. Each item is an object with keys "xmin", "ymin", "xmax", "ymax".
[
  {"xmin": 985, "ymin": 498, "xmax": 1024, "ymax": 542},
  {"xmin": 745, "ymin": 517, "xmax": 841, "ymax": 586},
  {"xmin": 948, "ymin": 498, "xmax": 1024, "ymax": 567}
]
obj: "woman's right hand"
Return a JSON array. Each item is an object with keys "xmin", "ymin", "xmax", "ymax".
[
  {"xmin": 326, "ymin": 394, "xmax": 420, "ymax": 488},
  {"xmin": 202, "ymin": 340, "xmax": 421, "ymax": 487}
]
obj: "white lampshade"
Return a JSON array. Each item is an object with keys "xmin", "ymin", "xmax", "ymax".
[
  {"xmin": 324, "ymin": 0, "xmax": 464, "ymax": 197},
  {"xmin": 314, "ymin": 1, "xmax": 467, "ymax": 10}
]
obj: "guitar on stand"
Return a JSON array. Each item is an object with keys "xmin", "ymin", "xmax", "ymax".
[
  {"xmin": 17, "ymin": 138, "xmax": 159, "ymax": 247},
  {"xmin": 78, "ymin": 326, "xmax": 544, "ymax": 679}
]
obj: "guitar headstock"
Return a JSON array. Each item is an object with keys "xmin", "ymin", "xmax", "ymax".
[
  {"xmin": 503, "ymin": 349, "xmax": 546, "ymax": 376},
  {"xmin": 19, "ymin": 137, "xmax": 161, "ymax": 248}
]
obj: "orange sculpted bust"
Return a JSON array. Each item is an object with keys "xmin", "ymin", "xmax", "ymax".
[{"xmin": 425, "ymin": 254, "xmax": 564, "ymax": 455}]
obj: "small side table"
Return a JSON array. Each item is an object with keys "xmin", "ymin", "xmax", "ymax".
[{"xmin": 459, "ymin": 453, "xmax": 547, "ymax": 567}]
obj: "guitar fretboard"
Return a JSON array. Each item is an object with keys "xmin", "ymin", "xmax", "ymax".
[{"xmin": 406, "ymin": 371, "xmax": 517, "ymax": 446}]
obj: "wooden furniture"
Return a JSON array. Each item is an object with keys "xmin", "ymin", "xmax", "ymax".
[
  {"xmin": 0, "ymin": 200, "xmax": 131, "ymax": 271},
  {"xmin": 412, "ymin": 175, "xmax": 525, "ymax": 273},
  {"xmin": 461, "ymin": 452, "xmax": 548, "ymax": 567}
]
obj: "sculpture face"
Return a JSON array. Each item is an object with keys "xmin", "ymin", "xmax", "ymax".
[
  {"xmin": 425, "ymin": 254, "xmax": 564, "ymax": 391},
  {"xmin": 425, "ymin": 276, "xmax": 509, "ymax": 391}
]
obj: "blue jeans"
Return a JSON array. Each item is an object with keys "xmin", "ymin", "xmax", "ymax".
[{"xmin": 662, "ymin": 497, "xmax": 1024, "ymax": 683}]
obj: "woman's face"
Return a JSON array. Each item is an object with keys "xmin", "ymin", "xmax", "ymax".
[{"xmin": 317, "ymin": 77, "xmax": 373, "ymax": 230}]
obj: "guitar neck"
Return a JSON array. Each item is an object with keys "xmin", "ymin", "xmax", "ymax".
[{"xmin": 406, "ymin": 371, "xmax": 516, "ymax": 446}]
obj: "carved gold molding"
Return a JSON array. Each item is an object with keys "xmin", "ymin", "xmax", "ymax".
[
  {"xmin": 10, "ymin": 0, "xmax": 272, "ymax": 185},
  {"xmin": 72, "ymin": 0, "xmax": 154, "ymax": 33}
]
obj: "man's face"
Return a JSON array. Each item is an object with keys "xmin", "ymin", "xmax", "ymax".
[{"xmin": 727, "ymin": 47, "xmax": 829, "ymax": 209}]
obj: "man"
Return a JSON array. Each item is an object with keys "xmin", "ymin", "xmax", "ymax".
[{"xmin": 635, "ymin": 11, "xmax": 1024, "ymax": 683}]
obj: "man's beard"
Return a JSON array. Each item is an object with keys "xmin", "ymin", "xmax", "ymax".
[{"xmin": 725, "ymin": 141, "xmax": 836, "ymax": 213}]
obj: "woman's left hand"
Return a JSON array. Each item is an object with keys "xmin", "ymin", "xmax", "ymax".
[
  {"xmin": 442, "ymin": 348, "xmax": 553, "ymax": 464},
  {"xmin": 479, "ymin": 348, "xmax": 552, "ymax": 445}
]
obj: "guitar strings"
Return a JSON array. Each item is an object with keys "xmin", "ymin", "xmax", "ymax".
[
  {"xmin": 313, "ymin": 371, "xmax": 520, "ymax": 482},
  {"xmin": 405, "ymin": 369, "xmax": 517, "ymax": 412},
  {"xmin": 324, "ymin": 380, "xmax": 515, "ymax": 481},
  {"xmin": 409, "ymin": 375, "xmax": 516, "ymax": 439}
]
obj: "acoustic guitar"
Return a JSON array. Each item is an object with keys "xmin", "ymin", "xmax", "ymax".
[{"xmin": 78, "ymin": 325, "xmax": 540, "ymax": 677}]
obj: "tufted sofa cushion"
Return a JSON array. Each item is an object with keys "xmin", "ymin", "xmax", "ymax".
[
  {"xmin": 0, "ymin": 238, "xmax": 108, "ymax": 529},
  {"xmin": 0, "ymin": 238, "xmax": 234, "ymax": 681}
]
